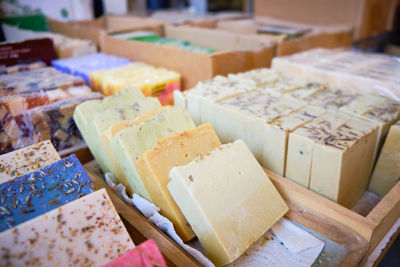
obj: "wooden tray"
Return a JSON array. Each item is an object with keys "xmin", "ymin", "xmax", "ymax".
[
  {"xmin": 266, "ymin": 170, "xmax": 400, "ymax": 266},
  {"xmin": 84, "ymin": 161, "xmax": 369, "ymax": 267}
]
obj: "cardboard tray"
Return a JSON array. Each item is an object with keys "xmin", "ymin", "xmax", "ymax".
[
  {"xmin": 253, "ymin": 0, "xmax": 397, "ymax": 41},
  {"xmin": 100, "ymin": 25, "xmax": 276, "ymax": 90},
  {"xmin": 215, "ymin": 16, "xmax": 353, "ymax": 56},
  {"xmin": 83, "ymin": 161, "xmax": 370, "ymax": 267},
  {"xmin": 47, "ymin": 15, "xmax": 165, "ymax": 48}
]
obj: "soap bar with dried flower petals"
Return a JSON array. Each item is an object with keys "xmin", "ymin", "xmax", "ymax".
[{"xmin": 0, "ymin": 154, "xmax": 93, "ymax": 232}]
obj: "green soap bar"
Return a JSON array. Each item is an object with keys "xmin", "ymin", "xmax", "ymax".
[
  {"xmin": 112, "ymin": 31, "xmax": 159, "ymax": 42},
  {"xmin": 90, "ymin": 97, "xmax": 162, "ymax": 178},
  {"xmin": 73, "ymin": 88, "xmax": 144, "ymax": 172},
  {"xmin": 110, "ymin": 107, "xmax": 195, "ymax": 201}
]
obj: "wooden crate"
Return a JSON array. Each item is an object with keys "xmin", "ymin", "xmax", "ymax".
[
  {"xmin": 84, "ymin": 161, "xmax": 370, "ymax": 266},
  {"xmin": 266, "ymin": 170, "xmax": 400, "ymax": 266}
]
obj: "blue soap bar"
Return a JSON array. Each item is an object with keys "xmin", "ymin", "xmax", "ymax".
[
  {"xmin": 0, "ymin": 154, "xmax": 93, "ymax": 232},
  {"xmin": 52, "ymin": 53, "xmax": 131, "ymax": 84}
]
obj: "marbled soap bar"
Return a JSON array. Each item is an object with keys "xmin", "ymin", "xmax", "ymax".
[
  {"xmin": 0, "ymin": 140, "xmax": 60, "ymax": 184},
  {"xmin": 104, "ymin": 240, "xmax": 166, "ymax": 267},
  {"xmin": 0, "ymin": 154, "xmax": 93, "ymax": 232},
  {"xmin": 0, "ymin": 189, "xmax": 135, "ymax": 267}
]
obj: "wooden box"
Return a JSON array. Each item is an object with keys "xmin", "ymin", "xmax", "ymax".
[
  {"xmin": 84, "ymin": 161, "xmax": 396, "ymax": 266},
  {"xmin": 47, "ymin": 15, "xmax": 165, "ymax": 47},
  {"xmin": 253, "ymin": 0, "xmax": 398, "ymax": 40},
  {"xmin": 100, "ymin": 25, "xmax": 276, "ymax": 90},
  {"xmin": 215, "ymin": 16, "xmax": 353, "ymax": 56}
]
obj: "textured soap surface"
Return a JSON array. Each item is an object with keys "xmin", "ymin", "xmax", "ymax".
[
  {"xmin": 0, "ymin": 154, "xmax": 93, "ymax": 232},
  {"xmin": 104, "ymin": 239, "xmax": 166, "ymax": 267},
  {"xmin": 110, "ymin": 107, "xmax": 195, "ymax": 200},
  {"xmin": 0, "ymin": 188, "xmax": 135, "ymax": 267},
  {"xmin": 168, "ymin": 140, "xmax": 288, "ymax": 266},
  {"xmin": 0, "ymin": 140, "xmax": 60, "ymax": 184},
  {"xmin": 136, "ymin": 123, "xmax": 221, "ymax": 241}
]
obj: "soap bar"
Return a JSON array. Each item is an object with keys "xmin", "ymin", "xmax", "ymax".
[
  {"xmin": 89, "ymin": 97, "xmax": 161, "ymax": 178},
  {"xmin": 0, "ymin": 189, "xmax": 135, "ymax": 266},
  {"xmin": 89, "ymin": 63, "xmax": 181, "ymax": 105},
  {"xmin": 228, "ymin": 68, "xmax": 280, "ymax": 87},
  {"xmin": 136, "ymin": 123, "xmax": 221, "ymax": 241},
  {"xmin": 0, "ymin": 61, "xmax": 45, "ymax": 75},
  {"xmin": 73, "ymin": 88, "xmax": 144, "ymax": 166},
  {"xmin": 309, "ymin": 118, "xmax": 378, "ymax": 207},
  {"xmin": 208, "ymin": 92, "xmax": 306, "ymax": 175},
  {"xmin": 104, "ymin": 240, "xmax": 166, "ymax": 267},
  {"xmin": 285, "ymin": 112, "xmax": 351, "ymax": 187},
  {"xmin": 186, "ymin": 76, "xmax": 256, "ymax": 124},
  {"xmin": 0, "ymin": 140, "xmax": 60, "ymax": 184},
  {"xmin": 369, "ymin": 121, "xmax": 400, "ymax": 195},
  {"xmin": 0, "ymin": 154, "xmax": 93, "ymax": 232},
  {"xmin": 52, "ymin": 53, "xmax": 130, "ymax": 84},
  {"xmin": 0, "ymin": 67, "xmax": 85, "ymax": 96},
  {"xmin": 0, "ymin": 93, "xmax": 102, "ymax": 155},
  {"xmin": 110, "ymin": 107, "xmax": 195, "ymax": 200},
  {"xmin": 271, "ymin": 48, "xmax": 400, "ymax": 100},
  {"xmin": 168, "ymin": 140, "xmax": 288, "ymax": 266}
]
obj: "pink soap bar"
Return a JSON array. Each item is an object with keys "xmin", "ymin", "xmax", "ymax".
[{"xmin": 104, "ymin": 239, "xmax": 167, "ymax": 267}]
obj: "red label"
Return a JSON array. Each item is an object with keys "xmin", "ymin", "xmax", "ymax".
[{"xmin": 0, "ymin": 38, "xmax": 56, "ymax": 66}]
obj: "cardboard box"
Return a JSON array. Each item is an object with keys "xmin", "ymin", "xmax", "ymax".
[
  {"xmin": 149, "ymin": 10, "xmax": 250, "ymax": 29},
  {"xmin": 47, "ymin": 15, "xmax": 165, "ymax": 47},
  {"xmin": 100, "ymin": 25, "xmax": 276, "ymax": 90},
  {"xmin": 253, "ymin": 0, "xmax": 397, "ymax": 40},
  {"xmin": 216, "ymin": 16, "xmax": 353, "ymax": 56}
]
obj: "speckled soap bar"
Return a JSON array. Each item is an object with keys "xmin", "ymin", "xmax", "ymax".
[
  {"xmin": 0, "ymin": 188, "xmax": 135, "ymax": 267},
  {"xmin": 0, "ymin": 154, "xmax": 93, "ymax": 232},
  {"xmin": 0, "ymin": 140, "xmax": 60, "ymax": 184}
]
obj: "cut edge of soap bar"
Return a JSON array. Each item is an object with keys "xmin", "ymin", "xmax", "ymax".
[
  {"xmin": 136, "ymin": 123, "xmax": 221, "ymax": 241},
  {"xmin": 168, "ymin": 139, "xmax": 288, "ymax": 266}
]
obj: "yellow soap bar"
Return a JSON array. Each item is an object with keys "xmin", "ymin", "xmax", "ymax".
[{"xmin": 136, "ymin": 123, "xmax": 221, "ymax": 241}]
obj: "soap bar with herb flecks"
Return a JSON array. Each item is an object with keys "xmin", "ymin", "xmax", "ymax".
[
  {"xmin": 0, "ymin": 188, "xmax": 135, "ymax": 267},
  {"xmin": 0, "ymin": 154, "xmax": 93, "ymax": 232},
  {"xmin": 0, "ymin": 140, "xmax": 60, "ymax": 184}
]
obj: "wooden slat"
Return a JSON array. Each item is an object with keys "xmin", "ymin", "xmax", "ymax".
[
  {"xmin": 367, "ymin": 180, "xmax": 400, "ymax": 253},
  {"xmin": 267, "ymin": 170, "xmax": 375, "ymax": 241}
]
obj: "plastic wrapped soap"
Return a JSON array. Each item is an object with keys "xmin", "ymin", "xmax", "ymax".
[
  {"xmin": 0, "ymin": 92, "xmax": 102, "ymax": 155},
  {"xmin": 0, "ymin": 61, "xmax": 46, "ymax": 75},
  {"xmin": 0, "ymin": 154, "xmax": 94, "ymax": 232},
  {"xmin": 0, "ymin": 140, "xmax": 60, "ymax": 184},
  {"xmin": 0, "ymin": 188, "xmax": 134, "ymax": 266},
  {"xmin": 0, "ymin": 67, "xmax": 85, "ymax": 96}
]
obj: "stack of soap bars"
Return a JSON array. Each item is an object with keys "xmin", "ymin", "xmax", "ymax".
[
  {"xmin": 176, "ymin": 68, "xmax": 400, "ymax": 208},
  {"xmin": 52, "ymin": 53, "xmax": 181, "ymax": 105},
  {"xmin": 0, "ymin": 63, "xmax": 101, "ymax": 154},
  {"xmin": 0, "ymin": 141, "xmax": 170, "ymax": 266},
  {"xmin": 74, "ymin": 87, "xmax": 289, "ymax": 266}
]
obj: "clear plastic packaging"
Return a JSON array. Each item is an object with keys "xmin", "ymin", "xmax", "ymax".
[{"xmin": 0, "ymin": 92, "xmax": 102, "ymax": 154}]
